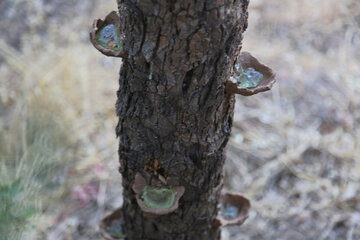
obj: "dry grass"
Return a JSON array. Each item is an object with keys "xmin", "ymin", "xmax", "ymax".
[
  {"xmin": 223, "ymin": 0, "xmax": 360, "ymax": 239},
  {"xmin": 0, "ymin": 0, "xmax": 359, "ymax": 239},
  {"xmin": 0, "ymin": 1, "xmax": 120, "ymax": 239}
]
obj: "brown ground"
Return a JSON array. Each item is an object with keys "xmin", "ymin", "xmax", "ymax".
[{"xmin": 0, "ymin": 0, "xmax": 359, "ymax": 239}]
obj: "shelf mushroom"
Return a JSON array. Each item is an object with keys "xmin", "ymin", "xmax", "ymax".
[
  {"xmin": 215, "ymin": 191, "xmax": 251, "ymax": 227},
  {"xmin": 90, "ymin": 11, "xmax": 126, "ymax": 58},
  {"xmin": 100, "ymin": 207, "xmax": 125, "ymax": 240},
  {"xmin": 226, "ymin": 51, "xmax": 276, "ymax": 96},
  {"xmin": 132, "ymin": 173, "xmax": 185, "ymax": 216}
]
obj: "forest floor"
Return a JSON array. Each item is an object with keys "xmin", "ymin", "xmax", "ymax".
[{"xmin": 0, "ymin": 0, "xmax": 359, "ymax": 239}]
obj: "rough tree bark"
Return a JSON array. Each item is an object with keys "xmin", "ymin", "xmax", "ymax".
[{"xmin": 115, "ymin": 0, "xmax": 249, "ymax": 239}]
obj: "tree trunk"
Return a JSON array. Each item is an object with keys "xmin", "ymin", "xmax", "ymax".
[{"xmin": 115, "ymin": 0, "xmax": 249, "ymax": 239}]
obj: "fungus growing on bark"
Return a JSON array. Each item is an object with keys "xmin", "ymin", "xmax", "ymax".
[
  {"xmin": 215, "ymin": 191, "xmax": 251, "ymax": 227},
  {"xmin": 90, "ymin": 11, "xmax": 125, "ymax": 58},
  {"xmin": 235, "ymin": 67, "xmax": 263, "ymax": 88},
  {"xmin": 93, "ymin": 0, "xmax": 271, "ymax": 237},
  {"xmin": 226, "ymin": 51, "xmax": 276, "ymax": 96},
  {"xmin": 100, "ymin": 207, "xmax": 125, "ymax": 240},
  {"xmin": 132, "ymin": 173, "xmax": 185, "ymax": 216}
]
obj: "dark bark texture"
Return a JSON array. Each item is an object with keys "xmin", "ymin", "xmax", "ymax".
[{"xmin": 115, "ymin": 0, "xmax": 249, "ymax": 239}]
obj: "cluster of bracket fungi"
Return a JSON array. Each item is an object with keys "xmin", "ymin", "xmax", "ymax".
[
  {"xmin": 90, "ymin": 12, "xmax": 276, "ymax": 96},
  {"xmin": 92, "ymin": 10, "xmax": 276, "ymax": 240}
]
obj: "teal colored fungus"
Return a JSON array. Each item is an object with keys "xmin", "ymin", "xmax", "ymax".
[
  {"xmin": 235, "ymin": 67, "xmax": 263, "ymax": 89},
  {"xmin": 219, "ymin": 205, "xmax": 239, "ymax": 220},
  {"xmin": 96, "ymin": 24, "xmax": 122, "ymax": 51},
  {"xmin": 106, "ymin": 220, "xmax": 125, "ymax": 239},
  {"xmin": 141, "ymin": 186, "xmax": 177, "ymax": 209}
]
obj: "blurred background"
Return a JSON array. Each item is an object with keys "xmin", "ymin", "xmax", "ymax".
[{"xmin": 0, "ymin": 0, "xmax": 359, "ymax": 239}]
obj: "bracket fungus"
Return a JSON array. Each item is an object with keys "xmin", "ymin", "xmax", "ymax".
[
  {"xmin": 132, "ymin": 173, "xmax": 185, "ymax": 216},
  {"xmin": 226, "ymin": 52, "xmax": 276, "ymax": 96},
  {"xmin": 90, "ymin": 11, "xmax": 125, "ymax": 58},
  {"xmin": 215, "ymin": 191, "xmax": 250, "ymax": 227},
  {"xmin": 100, "ymin": 207, "xmax": 125, "ymax": 240}
]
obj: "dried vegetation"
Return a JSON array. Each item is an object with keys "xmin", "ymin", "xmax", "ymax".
[{"xmin": 224, "ymin": 0, "xmax": 360, "ymax": 239}]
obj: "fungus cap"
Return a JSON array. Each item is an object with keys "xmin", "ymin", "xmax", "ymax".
[
  {"xmin": 226, "ymin": 51, "xmax": 276, "ymax": 96},
  {"xmin": 100, "ymin": 207, "xmax": 125, "ymax": 240},
  {"xmin": 132, "ymin": 173, "xmax": 185, "ymax": 216},
  {"xmin": 216, "ymin": 191, "xmax": 251, "ymax": 227},
  {"xmin": 90, "ymin": 11, "xmax": 126, "ymax": 58}
]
